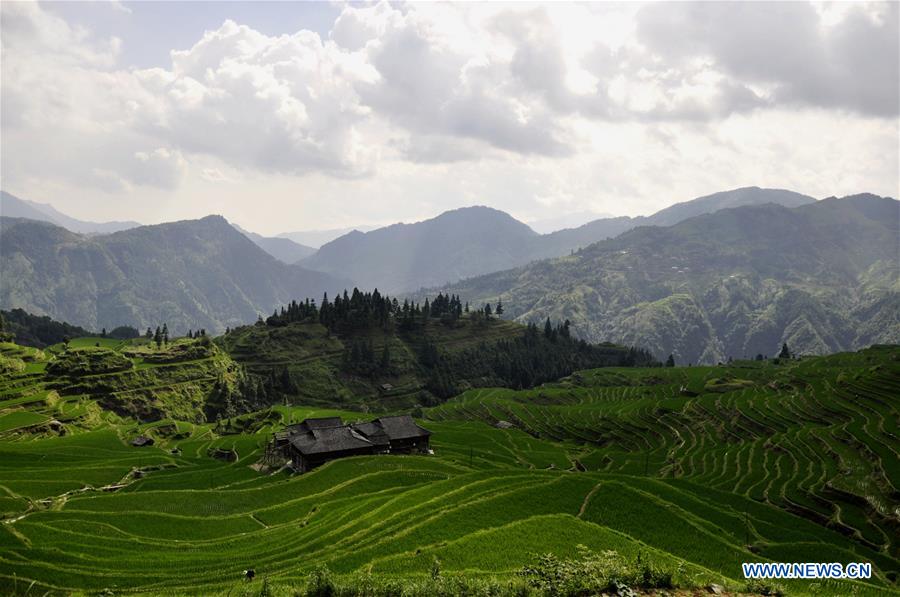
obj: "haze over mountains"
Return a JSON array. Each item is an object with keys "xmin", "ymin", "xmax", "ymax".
[
  {"xmin": 435, "ymin": 194, "xmax": 900, "ymax": 364},
  {"xmin": 278, "ymin": 226, "xmax": 380, "ymax": 249},
  {"xmin": 300, "ymin": 187, "xmax": 816, "ymax": 293},
  {"xmin": 0, "ymin": 215, "xmax": 348, "ymax": 335},
  {"xmin": 1, "ymin": 186, "xmax": 897, "ymax": 363},
  {"xmin": 231, "ymin": 224, "xmax": 316, "ymax": 264},
  {"xmin": 0, "ymin": 191, "xmax": 319, "ymax": 266},
  {"xmin": 0, "ymin": 191, "xmax": 140, "ymax": 235}
]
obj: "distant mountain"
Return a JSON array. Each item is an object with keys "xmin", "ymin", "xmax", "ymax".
[
  {"xmin": 527, "ymin": 210, "xmax": 613, "ymax": 234},
  {"xmin": 535, "ymin": 187, "xmax": 816, "ymax": 259},
  {"xmin": 0, "ymin": 191, "xmax": 141, "ymax": 234},
  {"xmin": 300, "ymin": 187, "xmax": 817, "ymax": 293},
  {"xmin": 278, "ymin": 225, "xmax": 379, "ymax": 249},
  {"xmin": 232, "ymin": 224, "xmax": 316, "ymax": 263},
  {"xmin": 645, "ymin": 186, "xmax": 815, "ymax": 227},
  {"xmin": 0, "ymin": 216, "xmax": 349, "ymax": 334},
  {"xmin": 434, "ymin": 194, "xmax": 899, "ymax": 364},
  {"xmin": 301, "ymin": 206, "xmax": 540, "ymax": 293}
]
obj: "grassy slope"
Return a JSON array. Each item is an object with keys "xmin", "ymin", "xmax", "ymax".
[{"xmin": 0, "ymin": 342, "xmax": 897, "ymax": 595}]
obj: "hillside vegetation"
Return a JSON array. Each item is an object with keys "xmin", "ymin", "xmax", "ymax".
[
  {"xmin": 0, "ymin": 341, "xmax": 896, "ymax": 595},
  {"xmin": 0, "ymin": 216, "xmax": 348, "ymax": 335},
  {"xmin": 219, "ymin": 291, "xmax": 654, "ymax": 412},
  {"xmin": 437, "ymin": 195, "xmax": 900, "ymax": 364}
]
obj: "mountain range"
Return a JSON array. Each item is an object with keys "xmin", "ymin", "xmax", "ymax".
[
  {"xmin": 1, "ymin": 187, "xmax": 897, "ymax": 362},
  {"xmin": 0, "ymin": 215, "xmax": 348, "ymax": 335},
  {"xmin": 278, "ymin": 225, "xmax": 379, "ymax": 249},
  {"xmin": 300, "ymin": 187, "xmax": 816, "ymax": 293},
  {"xmin": 0, "ymin": 191, "xmax": 322, "ymax": 266},
  {"xmin": 0, "ymin": 191, "xmax": 141, "ymax": 234},
  {"xmin": 231, "ymin": 224, "xmax": 316, "ymax": 264},
  {"xmin": 432, "ymin": 194, "xmax": 899, "ymax": 364}
]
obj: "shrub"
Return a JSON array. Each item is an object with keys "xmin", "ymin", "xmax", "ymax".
[
  {"xmin": 45, "ymin": 348, "xmax": 132, "ymax": 377},
  {"xmin": 305, "ymin": 564, "xmax": 336, "ymax": 597},
  {"xmin": 520, "ymin": 546, "xmax": 680, "ymax": 596}
]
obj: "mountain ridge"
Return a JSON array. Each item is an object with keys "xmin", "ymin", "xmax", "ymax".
[
  {"xmin": 232, "ymin": 223, "xmax": 316, "ymax": 263},
  {"xmin": 0, "ymin": 214, "xmax": 349, "ymax": 335},
  {"xmin": 299, "ymin": 187, "xmax": 818, "ymax": 292},
  {"xmin": 429, "ymin": 194, "xmax": 899, "ymax": 364},
  {"xmin": 0, "ymin": 190, "xmax": 141, "ymax": 234},
  {"xmin": 301, "ymin": 205, "xmax": 540, "ymax": 292}
]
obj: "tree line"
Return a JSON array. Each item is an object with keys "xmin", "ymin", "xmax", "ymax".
[
  {"xmin": 420, "ymin": 318, "xmax": 657, "ymax": 400},
  {"xmin": 264, "ymin": 289, "xmax": 502, "ymax": 332}
]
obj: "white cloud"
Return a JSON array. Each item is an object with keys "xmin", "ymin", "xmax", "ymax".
[{"xmin": 0, "ymin": 1, "xmax": 897, "ymax": 233}]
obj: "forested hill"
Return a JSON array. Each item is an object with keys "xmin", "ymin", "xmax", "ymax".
[
  {"xmin": 433, "ymin": 194, "xmax": 900, "ymax": 365},
  {"xmin": 0, "ymin": 296, "xmax": 656, "ymax": 421},
  {"xmin": 300, "ymin": 187, "xmax": 815, "ymax": 293},
  {"xmin": 0, "ymin": 216, "xmax": 349, "ymax": 335},
  {"xmin": 218, "ymin": 289, "xmax": 656, "ymax": 414}
]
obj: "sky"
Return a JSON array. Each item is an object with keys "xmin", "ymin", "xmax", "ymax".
[{"xmin": 1, "ymin": 1, "xmax": 898, "ymax": 235}]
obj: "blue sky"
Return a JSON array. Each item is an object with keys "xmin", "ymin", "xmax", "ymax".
[{"xmin": 42, "ymin": 1, "xmax": 340, "ymax": 68}]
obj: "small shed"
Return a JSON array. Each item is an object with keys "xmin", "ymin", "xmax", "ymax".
[{"xmin": 131, "ymin": 435, "xmax": 154, "ymax": 447}]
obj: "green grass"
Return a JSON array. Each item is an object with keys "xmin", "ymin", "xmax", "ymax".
[{"xmin": 0, "ymin": 341, "xmax": 897, "ymax": 595}]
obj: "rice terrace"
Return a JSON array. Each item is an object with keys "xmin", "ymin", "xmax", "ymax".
[{"xmin": 0, "ymin": 323, "xmax": 898, "ymax": 595}]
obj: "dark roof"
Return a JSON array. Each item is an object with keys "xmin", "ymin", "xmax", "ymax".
[
  {"xmin": 286, "ymin": 417, "xmax": 343, "ymax": 436},
  {"xmin": 304, "ymin": 417, "xmax": 343, "ymax": 429},
  {"xmin": 374, "ymin": 415, "xmax": 431, "ymax": 441},
  {"xmin": 290, "ymin": 425, "xmax": 374, "ymax": 455},
  {"xmin": 351, "ymin": 421, "xmax": 390, "ymax": 447},
  {"xmin": 131, "ymin": 435, "xmax": 154, "ymax": 447}
]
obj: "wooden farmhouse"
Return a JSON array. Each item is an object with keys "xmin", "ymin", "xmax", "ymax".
[{"xmin": 271, "ymin": 415, "xmax": 431, "ymax": 473}]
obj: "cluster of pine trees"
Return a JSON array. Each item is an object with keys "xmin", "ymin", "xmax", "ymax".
[
  {"xmin": 0, "ymin": 309, "xmax": 91, "ymax": 348},
  {"xmin": 264, "ymin": 289, "xmax": 500, "ymax": 332},
  {"xmin": 341, "ymin": 338, "xmax": 393, "ymax": 377},
  {"xmin": 421, "ymin": 319, "xmax": 656, "ymax": 399},
  {"xmin": 144, "ymin": 325, "xmax": 169, "ymax": 348},
  {"xmin": 221, "ymin": 290, "xmax": 656, "ymax": 416}
]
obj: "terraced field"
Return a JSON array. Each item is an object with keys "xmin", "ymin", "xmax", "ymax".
[
  {"xmin": 0, "ymin": 340, "xmax": 897, "ymax": 595},
  {"xmin": 429, "ymin": 347, "xmax": 900, "ymax": 577}
]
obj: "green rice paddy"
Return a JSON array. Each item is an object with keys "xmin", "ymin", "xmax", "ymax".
[{"xmin": 0, "ymin": 340, "xmax": 897, "ymax": 595}]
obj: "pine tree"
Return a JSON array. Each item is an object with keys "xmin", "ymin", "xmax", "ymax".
[
  {"xmin": 145, "ymin": 327, "xmax": 153, "ymax": 339},
  {"xmin": 778, "ymin": 342, "xmax": 791, "ymax": 359},
  {"xmin": 495, "ymin": 298, "xmax": 504, "ymax": 315},
  {"xmin": 101, "ymin": 327, "xmax": 107, "ymax": 337},
  {"xmin": 665, "ymin": 354, "xmax": 675, "ymax": 367},
  {"xmin": 380, "ymin": 341, "xmax": 391, "ymax": 370},
  {"xmin": 154, "ymin": 326, "xmax": 162, "ymax": 349},
  {"xmin": 162, "ymin": 323, "xmax": 169, "ymax": 345}
]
